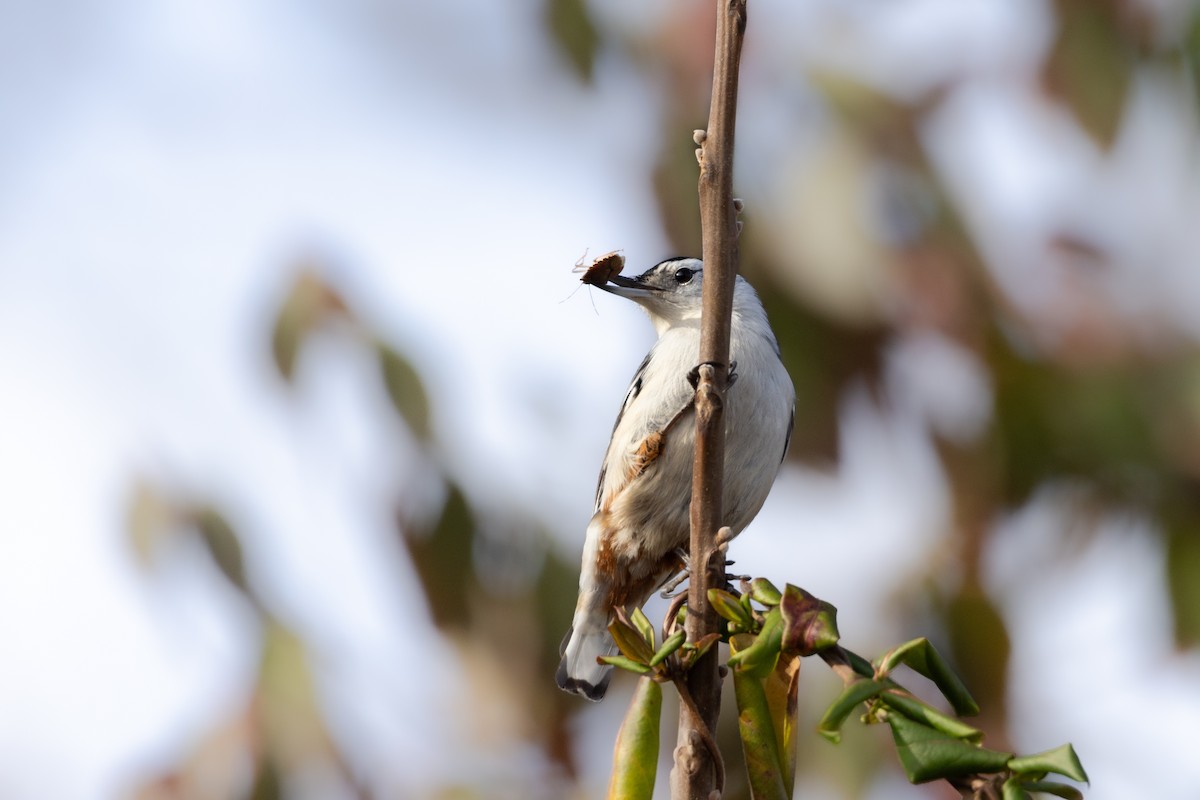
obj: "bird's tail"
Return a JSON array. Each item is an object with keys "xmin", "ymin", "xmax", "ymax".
[
  {"xmin": 556, "ymin": 517, "xmax": 616, "ymax": 701},
  {"xmin": 556, "ymin": 617, "xmax": 614, "ymax": 702}
]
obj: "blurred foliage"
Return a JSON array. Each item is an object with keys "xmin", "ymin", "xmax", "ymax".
[
  {"xmin": 544, "ymin": 0, "xmax": 600, "ymax": 83},
  {"xmin": 125, "ymin": 1, "xmax": 1200, "ymax": 797}
]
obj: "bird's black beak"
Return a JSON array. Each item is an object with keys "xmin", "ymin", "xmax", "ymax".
[{"xmin": 598, "ymin": 274, "xmax": 660, "ymax": 300}]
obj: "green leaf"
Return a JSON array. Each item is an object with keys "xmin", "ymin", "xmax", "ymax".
[
  {"xmin": 544, "ymin": 0, "xmax": 599, "ymax": 83},
  {"xmin": 599, "ymin": 655, "xmax": 653, "ymax": 675},
  {"xmin": 630, "ymin": 607, "xmax": 656, "ymax": 649},
  {"xmin": 877, "ymin": 690, "xmax": 983, "ymax": 744},
  {"xmin": 874, "ymin": 638, "xmax": 980, "ymax": 717},
  {"xmin": 681, "ymin": 633, "xmax": 722, "ymax": 668},
  {"xmin": 779, "ymin": 584, "xmax": 840, "ymax": 656},
  {"xmin": 726, "ymin": 607, "xmax": 783, "ymax": 679},
  {"xmin": 817, "ymin": 679, "xmax": 886, "ymax": 743},
  {"xmin": 610, "ymin": 618, "xmax": 656, "ymax": 665},
  {"xmin": 887, "ymin": 713, "xmax": 1012, "ymax": 784},
  {"xmin": 1002, "ymin": 779, "xmax": 1033, "ymax": 800},
  {"xmin": 1020, "ymin": 780, "xmax": 1085, "ymax": 799},
  {"xmin": 764, "ymin": 655, "xmax": 801, "ymax": 793},
  {"xmin": 733, "ymin": 669, "xmax": 789, "ymax": 800},
  {"xmin": 709, "ymin": 587, "xmax": 753, "ymax": 628},
  {"xmin": 748, "ymin": 578, "xmax": 782, "ymax": 606},
  {"xmin": 943, "ymin": 584, "xmax": 1008, "ymax": 717},
  {"xmin": 607, "ymin": 677, "xmax": 662, "ymax": 800},
  {"xmin": 649, "ymin": 630, "xmax": 686, "ymax": 667},
  {"xmin": 377, "ymin": 343, "xmax": 432, "ymax": 441},
  {"xmin": 1008, "ymin": 743, "xmax": 1089, "ymax": 783}
]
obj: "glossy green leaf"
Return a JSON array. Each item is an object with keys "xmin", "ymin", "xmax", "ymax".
[
  {"xmin": 1003, "ymin": 779, "xmax": 1033, "ymax": 800},
  {"xmin": 877, "ymin": 690, "xmax": 983, "ymax": 744},
  {"xmin": 733, "ymin": 668, "xmax": 789, "ymax": 800},
  {"xmin": 1019, "ymin": 780, "xmax": 1084, "ymax": 799},
  {"xmin": 649, "ymin": 630, "xmax": 686, "ymax": 667},
  {"xmin": 764, "ymin": 655, "xmax": 800, "ymax": 793},
  {"xmin": 609, "ymin": 618, "xmax": 655, "ymax": 665},
  {"xmin": 817, "ymin": 679, "xmax": 886, "ymax": 743},
  {"xmin": 887, "ymin": 713, "xmax": 1011, "ymax": 783},
  {"xmin": 630, "ymin": 607, "xmax": 655, "ymax": 649},
  {"xmin": 1008, "ymin": 743, "xmax": 1089, "ymax": 783},
  {"xmin": 709, "ymin": 587, "xmax": 753, "ymax": 628},
  {"xmin": 874, "ymin": 637, "xmax": 979, "ymax": 717},
  {"xmin": 607, "ymin": 677, "xmax": 662, "ymax": 800},
  {"xmin": 599, "ymin": 655, "xmax": 653, "ymax": 675},
  {"xmin": 748, "ymin": 578, "xmax": 782, "ymax": 606},
  {"xmin": 726, "ymin": 607, "xmax": 783, "ymax": 679}
]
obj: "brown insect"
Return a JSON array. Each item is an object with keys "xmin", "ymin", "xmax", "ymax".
[{"xmin": 577, "ymin": 251, "xmax": 625, "ymax": 286}]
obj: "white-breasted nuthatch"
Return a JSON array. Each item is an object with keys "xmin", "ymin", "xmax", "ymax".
[{"xmin": 557, "ymin": 257, "xmax": 795, "ymax": 701}]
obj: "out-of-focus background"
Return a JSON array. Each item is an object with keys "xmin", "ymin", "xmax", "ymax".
[{"xmin": 3, "ymin": 1, "xmax": 1200, "ymax": 798}]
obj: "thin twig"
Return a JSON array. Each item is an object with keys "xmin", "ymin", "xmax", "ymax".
[{"xmin": 671, "ymin": 1, "xmax": 749, "ymax": 798}]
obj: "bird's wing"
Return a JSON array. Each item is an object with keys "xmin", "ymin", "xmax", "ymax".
[
  {"xmin": 594, "ymin": 352, "xmax": 651, "ymax": 512},
  {"xmin": 781, "ymin": 405, "xmax": 794, "ymax": 464}
]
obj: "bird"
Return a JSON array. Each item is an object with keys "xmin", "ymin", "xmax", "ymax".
[{"xmin": 557, "ymin": 257, "xmax": 795, "ymax": 701}]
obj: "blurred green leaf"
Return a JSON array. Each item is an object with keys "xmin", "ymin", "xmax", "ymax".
[
  {"xmin": 126, "ymin": 479, "xmax": 176, "ymax": 567},
  {"xmin": 545, "ymin": 0, "xmax": 599, "ymax": 83},
  {"xmin": 943, "ymin": 582, "xmax": 1010, "ymax": 720},
  {"xmin": 886, "ymin": 712, "xmax": 1011, "ymax": 783},
  {"xmin": 752, "ymin": 270, "xmax": 888, "ymax": 463},
  {"xmin": 1165, "ymin": 514, "xmax": 1200, "ymax": 648},
  {"xmin": 378, "ymin": 342, "xmax": 433, "ymax": 441},
  {"xmin": 191, "ymin": 506, "xmax": 250, "ymax": 597},
  {"xmin": 1045, "ymin": 0, "xmax": 1134, "ymax": 148},
  {"xmin": 248, "ymin": 757, "xmax": 283, "ymax": 800},
  {"xmin": 992, "ymin": 340, "xmax": 1163, "ymax": 505},
  {"xmin": 270, "ymin": 271, "xmax": 349, "ymax": 382},
  {"xmin": 607, "ymin": 677, "xmax": 662, "ymax": 800},
  {"xmin": 259, "ymin": 620, "xmax": 333, "ymax": 768},
  {"xmin": 405, "ymin": 483, "xmax": 476, "ymax": 629}
]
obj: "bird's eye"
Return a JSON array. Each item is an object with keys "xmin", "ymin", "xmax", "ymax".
[{"xmin": 673, "ymin": 267, "xmax": 695, "ymax": 284}]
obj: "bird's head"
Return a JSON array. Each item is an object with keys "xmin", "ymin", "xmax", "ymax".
[{"xmin": 598, "ymin": 257, "xmax": 764, "ymax": 337}]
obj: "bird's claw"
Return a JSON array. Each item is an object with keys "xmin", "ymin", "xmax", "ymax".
[{"xmin": 687, "ymin": 361, "xmax": 737, "ymax": 391}]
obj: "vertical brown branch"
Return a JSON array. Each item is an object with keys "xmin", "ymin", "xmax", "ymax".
[{"xmin": 670, "ymin": 2, "xmax": 748, "ymax": 798}]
